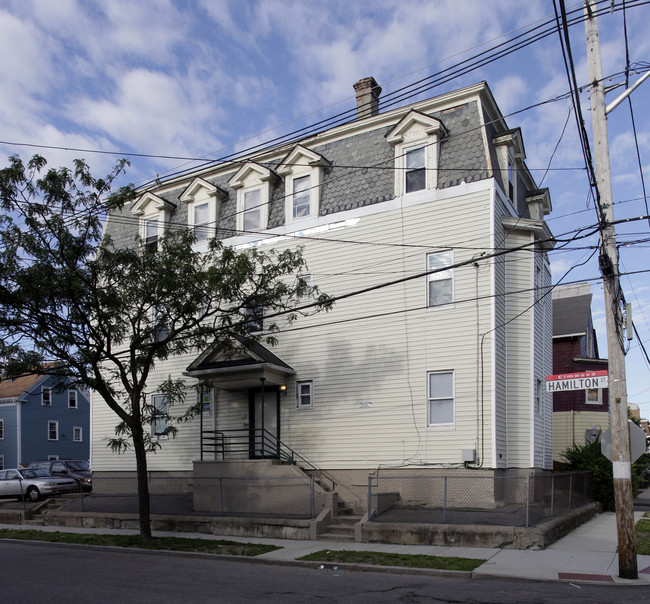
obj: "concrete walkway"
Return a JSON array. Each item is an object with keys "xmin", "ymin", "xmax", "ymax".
[{"xmin": 1, "ymin": 492, "xmax": 649, "ymax": 584}]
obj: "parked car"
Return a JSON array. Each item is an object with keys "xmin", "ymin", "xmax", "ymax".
[
  {"xmin": 0, "ymin": 468, "xmax": 78, "ymax": 501},
  {"xmin": 28, "ymin": 460, "xmax": 92, "ymax": 492}
]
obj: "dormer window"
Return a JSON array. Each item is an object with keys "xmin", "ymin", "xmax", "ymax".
[
  {"xmin": 243, "ymin": 189, "xmax": 262, "ymax": 230},
  {"xmin": 493, "ymin": 128, "xmax": 525, "ymax": 206},
  {"xmin": 131, "ymin": 192, "xmax": 176, "ymax": 252},
  {"xmin": 292, "ymin": 175, "xmax": 311, "ymax": 218},
  {"xmin": 405, "ymin": 147, "xmax": 426, "ymax": 193},
  {"xmin": 144, "ymin": 216, "xmax": 159, "ymax": 252},
  {"xmin": 179, "ymin": 178, "xmax": 227, "ymax": 244},
  {"xmin": 278, "ymin": 145, "xmax": 330, "ymax": 225},
  {"xmin": 387, "ymin": 110, "xmax": 448, "ymax": 197},
  {"xmin": 229, "ymin": 163, "xmax": 278, "ymax": 234}
]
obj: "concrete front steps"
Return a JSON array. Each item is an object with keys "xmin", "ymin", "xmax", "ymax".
[
  {"xmin": 318, "ymin": 513, "xmax": 363, "ymax": 542},
  {"xmin": 23, "ymin": 493, "xmax": 84, "ymax": 526}
]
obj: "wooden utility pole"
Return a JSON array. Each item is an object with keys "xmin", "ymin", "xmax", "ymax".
[{"xmin": 584, "ymin": 0, "xmax": 637, "ymax": 579}]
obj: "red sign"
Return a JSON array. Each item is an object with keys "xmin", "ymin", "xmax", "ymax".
[{"xmin": 546, "ymin": 370, "xmax": 609, "ymax": 393}]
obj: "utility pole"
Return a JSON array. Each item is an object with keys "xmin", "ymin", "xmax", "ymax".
[{"xmin": 584, "ymin": 0, "xmax": 637, "ymax": 579}]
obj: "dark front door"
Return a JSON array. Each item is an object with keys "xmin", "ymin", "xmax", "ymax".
[{"xmin": 249, "ymin": 386, "xmax": 280, "ymax": 458}]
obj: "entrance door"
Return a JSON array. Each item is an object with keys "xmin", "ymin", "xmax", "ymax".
[{"xmin": 249, "ymin": 387, "xmax": 279, "ymax": 458}]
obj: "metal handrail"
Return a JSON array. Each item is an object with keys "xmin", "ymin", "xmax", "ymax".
[{"xmin": 200, "ymin": 427, "xmax": 336, "ymax": 490}]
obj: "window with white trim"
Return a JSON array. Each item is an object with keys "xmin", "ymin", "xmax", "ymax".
[
  {"xmin": 243, "ymin": 301, "xmax": 264, "ymax": 333},
  {"xmin": 0, "ymin": 419, "xmax": 4, "ymax": 439},
  {"xmin": 0, "ymin": 456, "xmax": 4, "ymax": 470},
  {"xmin": 296, "ymin": 380, "xmax": 313, "ymax": 408},
  {"xmin": 42, "ymin": 387, "xmax": 51, "ymax": 406},
  {"xmin": 242, "ymin": 188, "xmax": 262, "ymax": 231},
  {"xmin": 387, "ymin": 110, "xmax": 447, "ymax": 197},
  {"xmin": 405, "ymin": 146, "xmax": 426, "ymax": 193},
  {"xmin": 131, "ymin": 192, "xmax": 175, "ymax": 253},
  {"xmin": 427, "ymin": 371, "xmax": 454, "ymax": 426},
  {"xmin": 493, "ymin": 129, "xmax": 524, "ymax": 205},
  {"xmin": 144, "ymin": 216, "xmax": 159, "ymax": 252},
  {"xmin": 296, "ymin": 272, "xmax": 313, "ymax": 302},
  {"xmin": 229, "ymin": 163, "xmax": 277, "ymax": 235},
  {"xmin": 426, "ymin": 250, "xmax": 453, "ymax": 307},
  {"xmin": 48, "ymin": 420, "xmax": 59, "ymax": 441},
  {"xmin": 68, "ymin": 389, "xmax": 77, "ymax": 408},
  {"xmin": 193, "ymin": 201, "xmax": 210, "ymax": 242},
  {"xmin": 277, "ymin": 145, "xmax": 329, "ymax": 225},
  {"xmin": 180, "ymin": 177, "xmax": 225, "ymax": 244},
  {"xmin": 73, "ymin": 426, "xmax": 83, "ymax": 442},
  {"xmin": 151, "ymin": 395, "xmax": 168, "ymax": 439},
  {"xmin": 291, "ymin": 175, "xmax": 311, "ymax": 219},
  {"xmin": 586, "ymin": 388, "xmax": 602, "ymax": 405}
]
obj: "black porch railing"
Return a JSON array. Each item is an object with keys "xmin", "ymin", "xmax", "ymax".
[{"xmin": 200, "ymin": 428, "xmax": 335, "ymax": 490}]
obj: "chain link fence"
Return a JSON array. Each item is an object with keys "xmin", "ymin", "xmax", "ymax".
[{"xmin": 367, "ymin": 471, "xmax": 592, "ymax": 527}]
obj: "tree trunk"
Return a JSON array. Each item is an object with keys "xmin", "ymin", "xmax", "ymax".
[{"xmin": 131, "ymin": 423, "xmax": 152, "ymax": 540}]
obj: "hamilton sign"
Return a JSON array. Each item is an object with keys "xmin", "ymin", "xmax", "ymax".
[{"xmin": 545, "ymin": 370, "xmax": 609, "ymax": 392}]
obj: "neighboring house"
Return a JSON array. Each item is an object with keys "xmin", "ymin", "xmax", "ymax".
[
  {"xmin": 551, "ymin": 283, "xmax": 609, "ymax": 465},
  {"xmin": 93, "ymin": 77, "xmax": 554, "ymax": 508},
  {"xmin": 0, "ymin": 372, "xmax": 90, "ymax": 469}
]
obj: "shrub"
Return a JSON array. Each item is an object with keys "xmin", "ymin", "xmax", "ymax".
[{"xmin": 560, "ymin": 440, "xmax": 614, "ymax": 511}]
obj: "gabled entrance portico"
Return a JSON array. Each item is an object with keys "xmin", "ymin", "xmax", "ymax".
[{"xmin": 184, "ymin": 336, "xmax": 294, "ymax": 460}]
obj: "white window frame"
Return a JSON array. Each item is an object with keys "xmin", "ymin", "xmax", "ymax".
[
  {"xmin": 296, "ymin": 380, "xmax": 314, "ymax": 409},
  {"xmin": 68, "ymin": 389, "xmax": 77, "ymax": 408},
  {"xmin": 493, "ymin": 129, "xmax": 524, "ymax": 206},
  {"xmin": 586, "ymin": 388, "xmax": 602, "ymax": 405},
  {"xmin": 277, "ymin": 145, "xmax": 329, "ymax": 226},
  {"xmin": 144, "ymin": 215, "xmax": 159, "ymax": 252},
  {"xmin": 242, "ymin": 187, "xmax": 264, "ymax": 231},
  {"xmin": 286, "ymin": 173, "xmax": 318, "ymax": 222},
  {"xmin": 387, "ymin": 111, "xmax": 447, "ymax": 197},
  {"xmin": 0, "ymin": 455, "xmax": 4, "ymax": 470},
  {"xmin": 42, "ymin": 387, "xmax": 51, "ymax": 406},
  {"xmin": 296, "ymin": 272, "xmax": 314, "ymax": 302},
  {"xmin": 180, "ymin": 178, "xmax": 225, "ymax": 245},
  {"xmin": 426, "ymin": 250, "xmax": 453, "ymax": 307},
  {"xmin": 73, "ymin": 426, "xmax": 83, "ymax": 442},
  {"xmin": 243, "ymin": 302, "xmax": 264, "ymax": 333},
  {"xmin": 48, "ymin": 420, "xmax": 59, "ymax": 441},
  {"xmin": 229, "ymin": 163, "xmax": 277, "ymax": 235},
  {"xmin": 48, "ymin": 455, "xmax": 59, "ymax": 461},
  {"xmin": 151, "ymin": 394, "xmax": 169, "ymax": 439},
  {"xmin": 131, "ymin": 192, "xmax": 175, "ymax": 253},
  {"xmin": 427, "ymin": 370, "xmax": 454, "ymax": 427},
  {"xmin": 404, "ymin": 145, "xmax": 427, "ymax": 193}
]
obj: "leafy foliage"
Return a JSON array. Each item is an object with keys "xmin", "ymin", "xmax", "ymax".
[
  {"xmin": 560, "ymin": 440, "xmax": 615, "ymax": 511},
  {"xmin": 560, "ymin": 440, "xmax": 650, "ymax": 511},
  {"xmin": 0, "ymin": 155, "xmax": 331, "ymax": 537}
]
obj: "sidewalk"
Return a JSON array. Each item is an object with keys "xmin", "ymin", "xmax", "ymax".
[{"xmin": 1, "ymin": 495, "xmax": 649, "ymax": 584}]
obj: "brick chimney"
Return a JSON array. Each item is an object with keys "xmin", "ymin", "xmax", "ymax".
[{"xmin": 353, "ymin": 77, "xmax": 382, "ymax": 119}]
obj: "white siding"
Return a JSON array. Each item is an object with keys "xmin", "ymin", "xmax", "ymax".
[{"xmin": 93, "ymin": 182, "xmax": 503, "ymax": 472}]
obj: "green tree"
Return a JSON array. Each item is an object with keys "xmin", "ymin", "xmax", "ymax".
[{"xmin": 0, "ymin": 155, "xmax": 330, "ymax": 538}]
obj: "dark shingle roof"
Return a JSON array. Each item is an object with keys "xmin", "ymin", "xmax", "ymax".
[{"xmin": 553, "ymin": 294, "xmax": 592, "ymax": 337}]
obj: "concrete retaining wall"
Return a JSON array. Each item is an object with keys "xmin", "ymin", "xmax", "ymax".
[{"xmin": 8, "ymin": 502, "xmax": 600, "ymax": 550}]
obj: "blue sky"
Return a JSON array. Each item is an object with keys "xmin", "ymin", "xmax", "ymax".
[{"xmin": 2, "ymin": 0, "xmax": 650, "ymax": 417}]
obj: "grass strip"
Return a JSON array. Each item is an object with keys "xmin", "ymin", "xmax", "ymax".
[
  {"xmin": 635, "ymin": 518, "xmax": 650, "ymax": 555},
  {"xmin": 0, "ymin": 528, "xmax": 279, "ymax": 556},
  {"xmin": 298, "ymin": 549, "xmax": 483, "ymax": 571}
]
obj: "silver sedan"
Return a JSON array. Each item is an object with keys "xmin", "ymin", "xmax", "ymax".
[{"xmin": 0, "ymin": 468, "xmax": 78, "ymax": 501}]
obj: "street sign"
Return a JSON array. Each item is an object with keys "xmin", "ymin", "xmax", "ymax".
[
  {"xmin": 546, "ymin": 370, "xmax": 608, "ymax": 392},
  {"xmin": 601, "ymin": 420, "xmax": 648, "ymax": 463}
]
